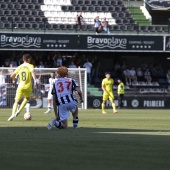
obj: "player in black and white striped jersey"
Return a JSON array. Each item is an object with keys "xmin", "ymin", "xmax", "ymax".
[{"xmin": 47, "ymin": 66, "xmax": 83, "ymax": 130}]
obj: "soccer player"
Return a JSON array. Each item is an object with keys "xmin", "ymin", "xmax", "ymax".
[
  {"xmin": 7, "ymin": 54, "xmax": 37, "ymax": 121},
  {"xmin": 44, "ymin": 71, "xmax": 57, "ymax": 114},
  {"xmin": 101, "ymin": 72, "xmax": 117, "ymax": 114},
  {"xmin": 117, "ymin": 79, "xmax": 125, "ymax": 109},
  {"xmin": 47, "ymin": 66, "xmax": 83, "ymax": 130}
]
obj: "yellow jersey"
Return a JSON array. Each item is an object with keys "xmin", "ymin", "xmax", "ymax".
[
  {"xmin": 14, "ymin": 63, "xmax": 34, "ymax": 91},
  {"xmin": 102, "ymin": 78, "xmax": 114, "ymax": 92}
]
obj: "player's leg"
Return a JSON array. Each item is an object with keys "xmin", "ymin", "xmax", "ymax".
[
  {"xmin": 26, "ymin": 100, "xmax": 30, "ymax": 114},
  {"xmin": 120, "ymin": 94, "xmax": 124, "ymax": 108},
  {"xmin": 118, "ymin": 95, "xmax": 121, "ymax": 109},
  {"xmin": 15, "ymin": 90, "xmax": 31, "ymax": 116},
  {"xmin": 102, "ymin": 93, "xmax": 108, "ymax": 114},
  {"xmin": 44, "ymin": 92, "xmax": 53, "ymax": 114},
  {"xmin": 71, "ymin": 101, "xmax": 79, "ymax": 128},
  {"xmin": 47, "ymin": 104, "xmax": 70, "ymax": 130},
  {"xmin": 109, "ymin": 93, "xmax": 117, "ymax": 113},
  {"xmin": 8, "ymin": 89, "xmax": 23, "ymax": 121}
]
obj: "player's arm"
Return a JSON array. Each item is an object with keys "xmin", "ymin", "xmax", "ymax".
[
  {"xmin": 31, "ymin": 69, "xmax": 37, "ymax": 86},
  {"xmin": 102, "ymin": 81, "xmax": 107, "ymax": 93},
  {"xmin": 11, "ymin": 72, "xmax": 17, "ymax": 82},
  {"xmin": 53, "ymin": 95, "xmax": 59, "ymax": 120},
  {"xmin": 75, "ymin": 87, "xmax": 83, "ymax": 103}
]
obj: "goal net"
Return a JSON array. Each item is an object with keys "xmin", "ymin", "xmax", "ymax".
[{"xmin": 0, "ymin": 67, "xmax": 87, "ymax": 109}]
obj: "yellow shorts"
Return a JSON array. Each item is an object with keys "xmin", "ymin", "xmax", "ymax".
[
  {"xmin": 103, "ymin": 92, "xmax": 114, "ymax": 101},
  {"xmin": 15, "ymin": 88, "xmax": 31, "ymax": 101}
]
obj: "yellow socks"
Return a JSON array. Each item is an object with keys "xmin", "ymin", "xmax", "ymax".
[
  {"xmin": 17, "ymin": 98, "xmax": 28, "ymax": 113},
  {"xmin": 12, "ymin": 103, "xmax": 18, "ymax": 115},
  {"xmin": 102, "ymin": 103, "xmax": 106, "ymax": 113},
  {"xmin": 112, "ymin": 103, "xmax": 117, "ymax": 112}
]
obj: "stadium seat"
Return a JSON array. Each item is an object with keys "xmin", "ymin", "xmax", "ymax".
[
  {"xmin": 78, "ymin": 0, "xmax": 84, "ymax": 5},
  {"xmin": 85, "ymin": 0, "xmax": 91, "ymax": 6},
  {"xmin": 91, "ymin": 1, "xmax": 97, "ymax": 6},
  {"xmin": 7, "ymin": 4, "xmax": 14, "ymax": 9},
  {"xmin": 53, "ymin": 24, "xmax": 59, "ymax": 30},
  {"xmin": 18, "ymin": 0, "xmax": 24, "ymax": 3},
  {"xmin": 11, "ymin": 10, "xmax": 18, "ymax": 15},
  {"xmin": 32, "ymin": 11, "xmax": 39, "ymax": 16},
  {"xmin": 109, "ymin": 7, "xmax": 115, "ymax": 11},
  {"xmin": 120, "ymin": 25, "xmax": 127, "ymax": 31},
  {"xmin": 95, "ymin": 6, "xmax": 101, "ymax": 11},
  {"xmin": 28, "ymin": 4, "xmax": 34, "ymax": 10},
  {"xmin": 81, "ymin": 6, "xmax": 87, "ymax": 11},
  {"xmin": 0, "ymin": 23, "xmax": 4, "ymax": 29},
  {"xmin": 4, "ymin": 11, "xmax": 11, "ymax": 16},
  {"xmin": 155, "ymin": 26, "xmax": 163, "ymax": 32},
  {"xmin": 118, "ymin": 1, "xmax": 124, "ymax": 6},
  {"xmin": 105, "ymin": 1, "xmax": 111, "ymax": 6},
  {"xmin": 18, "ymin": 10, "xmax": 24, "ymax": 16},
  {"xmin": 21, "ymin": 17, "xmax": 28, "ymax": 22},
  {"xmin": 111, "ymin": 1, "xmax": 117, "ymax": 6},
  {"xmin": 4, "ymin": 23, "xmax": 12, "ymax": 29},
  {"xmin": 25, "ymin": 23, "xmax": 31, "ymax": 29},
  {"xmin": 75, "ymin": 6, "xmax": 82, "ymax": 12},
  {"xmin": 148, "ymin": 26, "xmax": 155, "ymax": 32},
  {"xmin": 1, "ymin": 16, "xmax": 7, "ymax": 21},
  {"xmin": 71, "ymin": 0, "xmax": 77, "ymax": 5},
  {"xmin": 18, "ymin": 23, "xmax": 25, "ymax": 29},
  {"xmin": 98, "ymin": 1, "xmax": 105, "ymax": 6},
  {"xmin": 113, "ymin": 25, "xmax": 120, "ymax": 31},
  {"xmin": 14, "ymin": 17, "xmax": 21, "ymax": 22},
  {"xmin": 25, "ymin": 11, "xmax": 31, "ymax": 16},
  {"xmin": 11, "ymin": 0, "xmax": 17, "ymax": 2},
  {"xmin": 32, "ymin": 23, "xmax": 39, "ymax": 29},
  {"xmin": 1, "ymin": 3, "xmax": 7, "ymax": 9},
  {"xmin": 0, "ymin": 10, "xmax": 4, "ymax": 16},
  {"xmin": 25, "ymin": 0, "xmax": 32, "ymax": 3},
  {"xmin": 15, "ymin": 4, "xmax": 21, "ymax": 9},
  {"xmin": 89, "ymin": 6, "xmax": 95, "ymax": 12}
]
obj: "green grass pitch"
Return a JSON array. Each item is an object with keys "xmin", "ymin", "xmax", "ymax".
[{"xmin": 0, "ymin": 109, "xmax": 170, "ymax": 170}]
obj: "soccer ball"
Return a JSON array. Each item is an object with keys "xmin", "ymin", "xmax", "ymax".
[{"xmin": 24, "ymin": 113, "xmax": 32, "ymax": 120}]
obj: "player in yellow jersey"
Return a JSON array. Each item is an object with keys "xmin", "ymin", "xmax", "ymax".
[
  {"xmin": 101, "ymin": 72, "xmax": 117, "ymax": 114},
  {"xmin": 8, "ymin": 54, "xmax": 37, "ymax": 121}
]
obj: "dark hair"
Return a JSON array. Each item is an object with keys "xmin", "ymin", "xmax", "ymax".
[
  {"xmin": 105, "ymin": 72, "xmax": 110, "ymax": 75},
  {"xmin": 23, "ymin": 54, "xmax": 32, "ymax": 62},
  {"xmin": 51, "ymin": 71, "xmax": 55, "ymax": 74}
]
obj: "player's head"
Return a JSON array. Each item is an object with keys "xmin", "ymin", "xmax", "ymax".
[
  {"xmin": 23, "ymin": 54, "xmax": 32, "ymax": 64},
  {"xmin": 105, "ymin": 72, "xmax": 111, "ymax": 79},
  {"xmin": 50, "ymin": 71, "xmax": 55, "ymax": 78},
  {"xmin": 118, "ymin": 79, "xmax": 122, "ymax": 83},
  {"xmin": 57, "ymin": 66, "xmax": 68, "ymax": 78}
]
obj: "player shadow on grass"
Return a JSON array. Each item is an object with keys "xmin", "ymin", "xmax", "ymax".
[{"xmin": 1, "ymin": 127, "xmax": 170, "ymax": 170}]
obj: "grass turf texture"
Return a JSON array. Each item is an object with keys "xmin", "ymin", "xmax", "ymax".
[{"xmin": 0, "ymin": 109, "xmax": 170, "ymax": 170}]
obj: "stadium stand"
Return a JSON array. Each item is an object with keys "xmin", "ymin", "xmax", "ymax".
[{"xmin": 0, "ymin": 0, "xmax": 168, "ymax": 33}]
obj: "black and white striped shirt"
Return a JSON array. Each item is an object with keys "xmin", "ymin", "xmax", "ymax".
[{"xmin": 51, "ymin": 77, "xmax": 79, "ymax": 105}]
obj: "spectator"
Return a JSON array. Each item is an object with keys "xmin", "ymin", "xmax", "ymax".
[
  {"xmin": 69, "ymin": 61, "xmax": 77, "ymax": 68},
  {"xmin": 0, "ymin": 70, "xmax": 6, "ymax": 84},
  {"xmin": 129, "ymin": 67, "xmax": 137, "ymax": 84},
  {"xmin": 94, "ymin": 16, "xmax": 102, "ymax": 34},
  {"xmin": 136, "ymin": 67, "xmax": 143, "ymax": 81},
  {"xmin": 83, "ymin": 59, "xmax": 92, "ymax": 85},
  {"xmin": 144, "ymin": 68, "xmax": 152, "ymax": 83},
  {"xmin": 101, "ymin": 18, "xmax": 110, "ymax": 34},
  {"xmin": 39, "ymin": 61, "xmax": 45, "ymax": 68},
  {"xmin": 166, "ymin": 70, "xmax": 170, "ymax": 85},
  {"xmin": 123, "ymin": 68, "xmax": 131, "ymax": 85},
  {"xmin": 45, "ymin": 56, "xmax": 53, "ymax": 68},
  {"xmin": 56, "ymin": 55, "xmax": 63, "ymax": 66},
  {"xmin": 91, "ymin": 55, "xmax": 100, "ymax": 79},
  {"xmin": 76, "ymin": 11, "xmax": 84, "ymax": 30}
]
